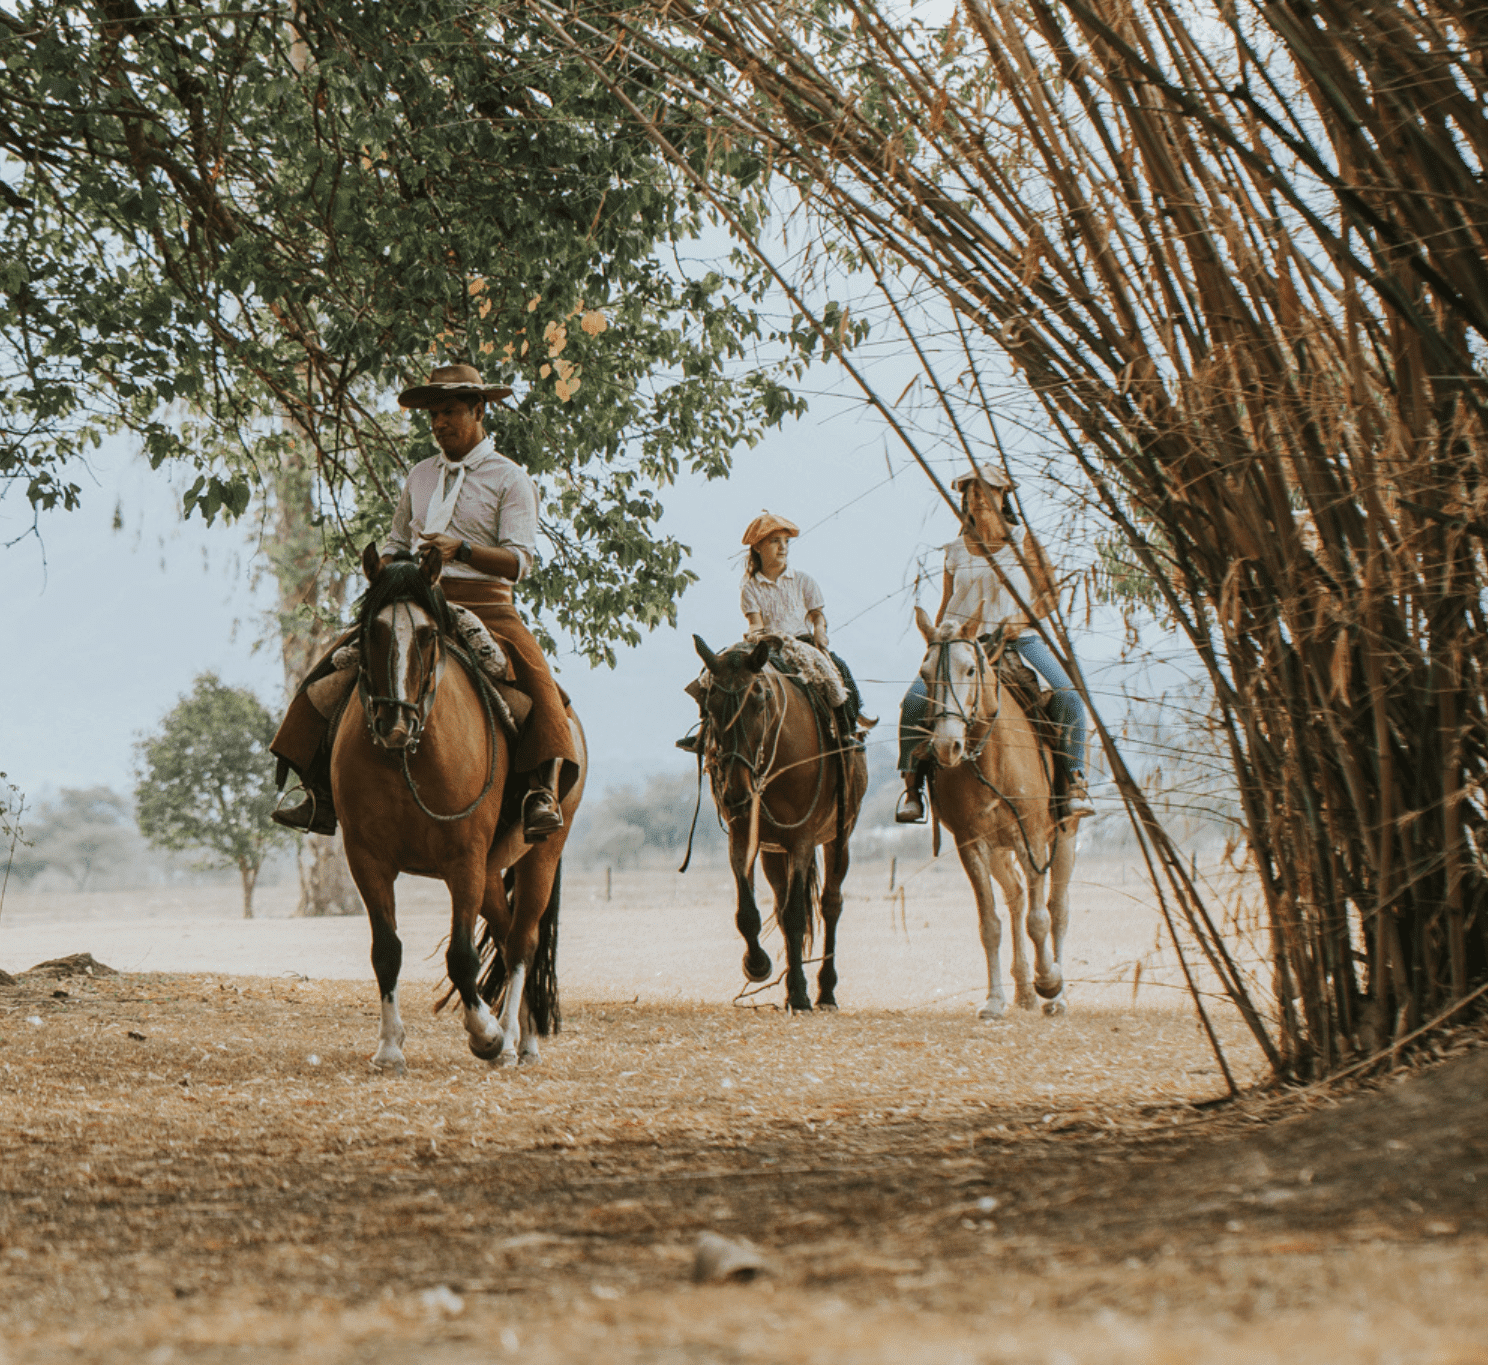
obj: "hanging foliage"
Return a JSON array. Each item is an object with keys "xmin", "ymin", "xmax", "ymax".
[{"xmin": 538, "ymin": 0, "xmax": 1488, "ymax": 1078}]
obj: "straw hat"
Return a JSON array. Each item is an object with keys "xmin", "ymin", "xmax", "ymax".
[
  {"xmin": 398, "ymin": 364, "xmax": 512, "ymax": 409},
  {"xmin": 740, "ymin": 511, "xmax": 800, "ymax": 547},
  {"xmin": 951, "ymin": 467, "xmax": 1016, "ymax": 494}
]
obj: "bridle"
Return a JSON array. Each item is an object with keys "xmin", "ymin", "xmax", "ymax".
[
  {"xmin": 703, "ymin": 666, "xmax": 829, "ymax": 833},
  {"xmin": 921, "ymin": 630, "xmax": 1058, "ymax": 875},
  {"xmin": 356, "ymin": 594, "xmax": 500, "ymax": 822},
  {"xmin": 358, "ymin": 600, "xmax": 445, "ymax": 755},
  {"xmin": 921, "ymin": 633, "xmax": 1002, "ymax": 766}
]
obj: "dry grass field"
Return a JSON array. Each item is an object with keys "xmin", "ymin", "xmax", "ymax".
[{"xmin": 1, "ymin": 855, "xmax": 1485, "ymax": 1363}]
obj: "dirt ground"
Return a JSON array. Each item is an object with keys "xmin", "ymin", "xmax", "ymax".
[{"xmin": 1, "ymin": 860, "xmax": 1485, "ymax": 1363}]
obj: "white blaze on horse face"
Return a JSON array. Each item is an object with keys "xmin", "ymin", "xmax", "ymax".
[
  {"xmin": 373, "ymin": 601, "xmax": 434, "ymax": 747},
  {"xmin": 930, "ymin": 638, "xmax": 981, "ymax": 767}
]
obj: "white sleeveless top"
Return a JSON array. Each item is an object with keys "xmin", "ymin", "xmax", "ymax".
[{"xmin": 941, "ymin": 538, "xmax": 1033, "ymax": 634}]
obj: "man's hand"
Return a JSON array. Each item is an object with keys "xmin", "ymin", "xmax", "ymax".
[{"xmin": 418, "ymin": 531, "xmax": 462, "ymax": 563}]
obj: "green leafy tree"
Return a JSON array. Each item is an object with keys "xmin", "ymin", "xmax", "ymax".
[
  {"xmin": 134, "ymin": 675, "xmax": 288, "ymax": 918},
  {"xmin": 0, "ymin": 0, "xmax": 803, "ymax": 663}
]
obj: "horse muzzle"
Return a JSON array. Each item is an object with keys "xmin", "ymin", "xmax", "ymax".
[
  {"xmin": 368, "ymin": 700, "xmax": 424, "ymax": 753},
  {"xmin": 930, "ymin": 723, "xmax": 967, "ymax": 770}
]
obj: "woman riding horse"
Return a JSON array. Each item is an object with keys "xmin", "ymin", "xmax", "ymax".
[{"xmin": 896, "ymin": 470, "xmax": 1093, "ymax": 826}]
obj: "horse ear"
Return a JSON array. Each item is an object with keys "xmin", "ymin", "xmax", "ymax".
[
  {"xmin": 362, "ymin": 542, "xmax": 382, "ymax": 582},
  {"xmin": 914, "ymin": 605, "xmax": 935, "ymax": 642},
  {"xmin": 958, "ymin": 605, "xmax": 983, "ymax": 639},
  {"xmin": 693, "ymin": 634, "xmax": 720, "ymax": 673},
  {"xmin": 419, "ymin": 543, "xmax": 443, "ymax": 584},
  {"xmin": 746, "ymin": 640, "xmax": 770, "ymax": 672}
]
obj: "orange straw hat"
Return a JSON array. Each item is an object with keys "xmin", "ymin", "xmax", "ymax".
[{"xmin": 741, "ymin": 511, "xmax": 800, "ymax": 547}]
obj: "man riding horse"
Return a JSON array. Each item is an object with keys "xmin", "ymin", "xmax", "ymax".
[{"xmin": 270, "ymin": 363, "xmax": 578, "ymax": 845}]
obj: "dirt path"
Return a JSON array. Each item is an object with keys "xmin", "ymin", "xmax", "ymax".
[{"xmin": 2, "ymin": 960, "xmax": 1485, "ymax": 1364}]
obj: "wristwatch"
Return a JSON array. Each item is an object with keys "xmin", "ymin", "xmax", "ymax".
[{"xmin": 456, "ymin": 540, "xmax": 474, "ymax": 563}]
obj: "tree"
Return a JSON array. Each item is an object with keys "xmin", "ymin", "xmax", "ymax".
[
  {"xmin": 134, "ymin": 674, "xmax": 289, "ymax": 918},
  {"xmin": 0, "ymin": 0, "xmax": 802, "ymax": 665},
  {"xmin": 7, "ymin": 787, "xmax": 142, "ymax": 892},
  {"xmin": 568, "ymin": 0, "xmax": 1488, "ymax": 1078}
]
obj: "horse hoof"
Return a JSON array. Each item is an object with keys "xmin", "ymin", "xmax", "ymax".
[
  {"xmin": 743, "ymin": 951, "xmax": 772, "ymax": 983},
  {"xmin": 469, "ymin": 1037, "xmax": 503, "ymax": 1062},
  {"xmin": 816, "ymin": 999, "xmax": 838, "ymax": 1013},
  {"xmin": 370, "ymin": 1056, "xmax": 407, "ymax": 1077},
  {"xmin": 1043, "ymin": 998, "xmax": 1067, "ymax": 1017},
  {"xmin": 1035, "ymin": 970, "xmax": 1064, "ymax": 1000},
  {"xmin": 518, "ymin": 1049, "xmax": 541, "ymax": 1067},
  {"xmin": 788, "ymin": 998, "xmax": 813, "ymax": 1014},
  {"xmin": 492, "ymin": 1048, "xmax": 519, "ymax": 1069},
  {"xmin": 977, "ymin": 1001, "xmax": 1007, "ymax": 1021},
  {"xmin": 1014, "ymin": 991, "xmax": 1038, "ymax": 1012}
]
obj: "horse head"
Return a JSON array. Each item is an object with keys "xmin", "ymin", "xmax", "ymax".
[
  {"xmin": 916, "ymin": 604, "xmax": 988, "ymax": 768},
  {"xmin": 356, "ymin": 541, "xmax": 451, "ymax": 752},
  {"xmin": 693, "ymin": 634, "xmax": 774, "ymax": 808}
]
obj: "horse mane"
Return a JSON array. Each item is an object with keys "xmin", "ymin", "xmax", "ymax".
[{"xmin": 355, "ymin": 552, "xmax": 453, "ymax": 641}]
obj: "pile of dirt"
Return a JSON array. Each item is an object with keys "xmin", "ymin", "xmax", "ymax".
[{"xmin": 23, "ymin": 951, "xmax": 116, "ymax": 978}]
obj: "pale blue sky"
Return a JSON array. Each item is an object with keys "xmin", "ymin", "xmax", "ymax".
[{"xmin": 2, "ymin": 369, "xmax": 1158, "ymax": 809}]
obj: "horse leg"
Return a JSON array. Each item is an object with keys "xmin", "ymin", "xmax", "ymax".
[
  {"xmin": 732, "ymin": 825, "xmax": 772, "ymax": 983},
  {"xmin": 956, "ymin": 839, "xmax": 1010, "ymax": 1020},
  {"xmin": 345, "ymin": 847, "xmax": 408, "ymax": 1075},
  {"xmin": 1039, "ymin": 833, "xmax": 1076, "ymax": 1016},
  {"xmin": 441, "ymin": 854, "xmax": 502, "ymax": 1062},
  {"xmin": 779, "ymin": 847, "xmax": 814, "ymax": 1013},
  {"xmin": 495, "ymin": 844, "xmax": 562, "ymax": 1066},
  {"xmin": 988, "ymin": 849, "xmax": 1036, "ymax": 1011},
  {"xmin": 1018, "ymin": 840, "xmax": 1065, "ymax": 1005},
  {"xmin": 816, "ymin": 835, "xmax": 847, "ymax": 1011}
]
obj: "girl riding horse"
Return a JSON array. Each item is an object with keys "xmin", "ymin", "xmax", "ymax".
[
  {"xmin": 896, "ymin": 470, "xmax": 1093, "ymax": 826},
  {"xmin": 679, "ymin": 510, "xmax": 870, "ymax": 752}
]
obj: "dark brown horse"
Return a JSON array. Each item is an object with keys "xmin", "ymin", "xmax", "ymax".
[
  {"xmin": 333, "ymin": 545, "xmax": 586, "ymax": 1072},
  {"xmin": 693, "ymin": 636, "xmax": 867, "ymax": 1012}
]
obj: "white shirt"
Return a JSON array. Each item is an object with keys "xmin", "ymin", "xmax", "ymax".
[
  {"xmin": 740, "ymin": 568, "xmax": 825, "ymax": 637},
  {"xmin": 941, "ymin": 538, "xmax": 1034, "ymax": 634},
  {"xmin": 383, "ymin": 438, "xmax": 537, "ymax": 581}
]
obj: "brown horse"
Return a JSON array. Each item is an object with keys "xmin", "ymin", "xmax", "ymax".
[
  {"xmin": 333, "ymin": 545, "xmax": 586, "ymax": 1072},
  {"xmin": 913, "ymin": 607, "xmax": 1072, "ymax": 1017},
  {"xmin": 693, "ymin": 636, "xmax": 867, "ymax": 1013}
]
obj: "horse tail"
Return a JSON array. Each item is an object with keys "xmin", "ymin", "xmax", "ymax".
[
  {"xmin": 473, "ymin": 861, "xmax": 562, "ymax": 1036},
  {"xmin": 524, "ymin": 860, "xmax": 563, "ymax": 1037}
]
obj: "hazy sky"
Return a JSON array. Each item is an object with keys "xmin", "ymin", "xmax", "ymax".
[{"xmin": 2, "ymin": 366, "xmax": 1153, "ymax": 808}]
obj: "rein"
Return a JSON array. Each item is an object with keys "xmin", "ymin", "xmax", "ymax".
[
  {"xmin": 357, "ymin": 595, "xmax": 500, "ymax": 823},
  {"xmin": 923, "ymin": 634, "xmax": 1058, "ymax": 876}
]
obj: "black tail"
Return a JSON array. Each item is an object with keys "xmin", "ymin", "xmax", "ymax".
[
  {"xmin": 476, "ymin": 862, "xmax": 563, "ymax": 1037},
  {"xmin": 526, "ymin": 861, "xmax": 562, "ymax": 1036}
]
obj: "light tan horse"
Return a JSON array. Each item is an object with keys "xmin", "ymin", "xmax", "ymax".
[{"xmin": 913, "ymin": 606, "xmax": 1072, "ymax": 1017}]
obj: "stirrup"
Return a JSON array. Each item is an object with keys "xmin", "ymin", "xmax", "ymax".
[
  {"xmin": 521, "ymin": 787, "xmax": 564, "ymax": 844},
  {"xmin": 895, "ymin": 788, "xmax": 926, "ymax": 825},
  {"xmin": 271, "ymin": 788, "xmax": 337, "ymax": 837},
  {"xmin": 674, "ymin": 732, "xmax": 702, "ymax": 754}
]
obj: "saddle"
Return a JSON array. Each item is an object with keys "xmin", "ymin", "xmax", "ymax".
[{"xmin": 991, "ymin": 642, "xmax": 1061, "ymax": 775}]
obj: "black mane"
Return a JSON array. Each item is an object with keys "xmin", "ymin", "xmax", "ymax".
[{"xmin": 356, "ymin": 552, "xmax": 453, "ymax": 642}]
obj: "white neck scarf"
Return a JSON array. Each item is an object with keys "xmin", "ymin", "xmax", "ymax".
[{"xmin": 423, "ymin": 437, "xmax": 494, "ymax": 537}]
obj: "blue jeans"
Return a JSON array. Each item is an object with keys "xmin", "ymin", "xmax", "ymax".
[{"xmin": 898, "ymin": 634, "xmax": 1086, "ymax": 774}]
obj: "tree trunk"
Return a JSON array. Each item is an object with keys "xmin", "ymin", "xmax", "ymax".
[
  {"xmin": 297, "ymin": 833, "xmax": 360, "ymax": 917},
  {"xmin": 265, "ymin": 441, "xmax": 359, "ymax": 917},
  {"xmin": 240, "ymin": 860, "xmax": 258, "ymax": 920}
]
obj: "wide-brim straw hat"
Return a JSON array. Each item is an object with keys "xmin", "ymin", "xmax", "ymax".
[
  {"xmin": 741, "ymin": 511, "xmax": 800, "ymax": 547},
  {"xmin": 398, "ymin": 364, "xmax": 513, "ymax": 409},
  {"xmin": 951, "ymin": 466, "xmax": 1016, "ymax": 494}
]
